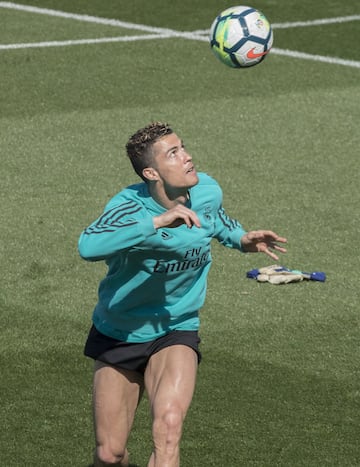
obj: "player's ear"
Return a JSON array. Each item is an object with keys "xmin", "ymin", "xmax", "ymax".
[{"xmin": 142, "ymin": 167, "xmax": 159, "ymax": 182}]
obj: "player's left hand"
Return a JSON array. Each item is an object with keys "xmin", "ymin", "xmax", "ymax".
[{"xmin": 240, "ymin": 230, "xmax": 287, "ymax": 261}]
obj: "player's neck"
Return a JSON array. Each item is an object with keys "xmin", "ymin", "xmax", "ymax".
[{"xmin": 148, "ymin": 183, "xmax": 189, "ymax": 209}]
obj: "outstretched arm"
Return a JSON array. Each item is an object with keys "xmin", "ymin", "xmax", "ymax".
[{"xmin": 240, "ymin": 230, "xmax": 287, "ymax": 261}]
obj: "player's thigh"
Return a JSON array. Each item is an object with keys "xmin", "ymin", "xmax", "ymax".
[
  {"xmin": 144, "ymin": 345, "xmax": 198, "ymax": 416},
  {"xmin": 93, "ymin": 361, "xmax": 144, "ymax": 447}
]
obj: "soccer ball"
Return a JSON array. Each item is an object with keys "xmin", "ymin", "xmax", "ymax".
[{"xmin": 209, "ymin": 5, "xmax": 273, "ymax": 68}]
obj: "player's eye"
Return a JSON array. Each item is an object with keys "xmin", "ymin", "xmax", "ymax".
[{"xmin": 168, "ymin": 149, "xmax": 177, "ymax": 158}]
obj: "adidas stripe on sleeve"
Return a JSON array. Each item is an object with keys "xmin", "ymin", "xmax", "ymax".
[{"xmin": 78, "ymin": 199, "xmax": 156, "ymax": 261}]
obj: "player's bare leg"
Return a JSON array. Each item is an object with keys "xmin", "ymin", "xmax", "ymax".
[
  {"xmin": 145, "ymin": 345, "xmax": 198, "ymax": 467},
  {"xmin": 93, "ymin": 361, "xmax": 144, "ymax": 467}
]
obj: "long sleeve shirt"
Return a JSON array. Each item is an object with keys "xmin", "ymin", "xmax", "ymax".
[{"xmin": 78, "ymin": 172, "xmax": 247, "ymax": 342}]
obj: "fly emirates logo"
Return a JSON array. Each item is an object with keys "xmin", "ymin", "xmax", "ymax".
[{"xmin": 153, "ymin": 247, "xmax": 210, "ymax": 274}]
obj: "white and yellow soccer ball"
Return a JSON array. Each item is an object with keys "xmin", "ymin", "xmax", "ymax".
[{"xmin": 209, "ymin": 5, "xmax": 273, "ymax": 68}]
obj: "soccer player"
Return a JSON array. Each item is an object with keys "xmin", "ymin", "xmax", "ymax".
[{"xmin": 78, "ymin": 122, "xmax": 287, "ymax": 467}]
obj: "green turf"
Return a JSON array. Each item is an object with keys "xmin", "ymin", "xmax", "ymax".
[
  {"xmin": 1, "ymin": 1, "xmax": 360, "ymax": 466},
  {"xmin": 13, "ymin": 0, "xmax": 360, "ymax": 27}
]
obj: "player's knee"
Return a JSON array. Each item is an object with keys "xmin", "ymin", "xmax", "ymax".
[
  {"xmin": 153, "ymin": 406, "xmax": 184, "ymax": 447},
  {"xmin": 96, "ymin": 444, "xmax": 128, "ymax": 466}
]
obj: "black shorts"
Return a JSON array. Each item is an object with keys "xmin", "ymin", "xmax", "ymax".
[{"xmin": 84, "ymin": 325, "xmax": 202, "ymax": 374}]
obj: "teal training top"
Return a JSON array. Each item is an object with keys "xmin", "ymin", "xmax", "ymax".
[{"xmin": 78, "ymin": 172, "xmax": 247, "ymax": 342}]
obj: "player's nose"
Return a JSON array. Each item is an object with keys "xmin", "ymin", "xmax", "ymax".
[{"xmin": 182, "ymin": 148, "xmax": 192, "ymax": 162}]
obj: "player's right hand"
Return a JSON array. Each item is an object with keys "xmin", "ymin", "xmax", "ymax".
[{"xmin": 153, "ymin": 205, "xmax": 201, "ymax": 229}]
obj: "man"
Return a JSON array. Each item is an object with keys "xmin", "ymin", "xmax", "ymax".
[{"xmin": 78, "ymin": 122, "xmax": 287, "ymax": 467}]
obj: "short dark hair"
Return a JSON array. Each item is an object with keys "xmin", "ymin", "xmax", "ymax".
[{"xmin": 126, "ymin": 121, "xmax": 173, "ymax": 181}]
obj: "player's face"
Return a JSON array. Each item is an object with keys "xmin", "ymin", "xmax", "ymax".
[{"xmin": 150, "ymin": 133, "xmax": 199, "ymax": 189}]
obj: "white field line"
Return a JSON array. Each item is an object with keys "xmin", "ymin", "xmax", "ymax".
[
  {"xmin": 0, "ymin": 2, "xmax": 359, "ymax": 69},
  {"xmin": 194, "ymin": 15, "xmax": 360, "ymax": 34},
  {"xmin": 0, "ymin": 1, "xmax": 177, "ymax": 33},
  {"xmin": 1, "ymin": 2, "xmax": 359, "ymax": 33},
  {"xmin": 271, "ymin": 47, "xmax": 360, "ymax": 69},
  {"xmin": 0, "ymin": 34, "xmax": 176, "ymax": 50},
  {"xmin": 272, "ymin": 15, "xmax": 360, "ymax": 29}
]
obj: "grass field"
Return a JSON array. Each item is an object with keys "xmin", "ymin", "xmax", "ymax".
[{"xmin": 1, "ymin": 1, "xmax": 360, "ymax": 466}]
